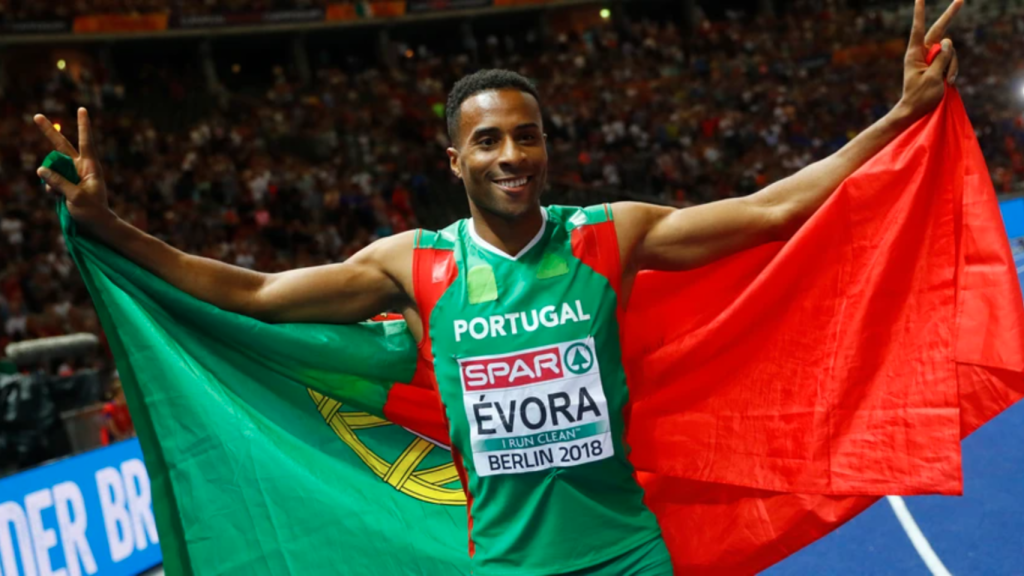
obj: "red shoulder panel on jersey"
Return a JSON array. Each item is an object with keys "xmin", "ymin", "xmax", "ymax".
[{"xmin": 570, "ymin": 220, "xmax": 622, "ymax": 299}]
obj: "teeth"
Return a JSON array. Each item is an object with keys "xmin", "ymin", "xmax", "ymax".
[{"xmin": 496, "ymin": 177, "xmax": 528, "ymax": 188}]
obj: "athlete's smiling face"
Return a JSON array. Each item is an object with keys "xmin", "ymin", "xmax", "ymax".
[{"xmin": 447, "ymin": 89, "xmax": 548, "ymax": 221}]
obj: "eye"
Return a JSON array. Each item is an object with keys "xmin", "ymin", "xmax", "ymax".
[{"xmin": 519, "ymin": 133, "xmax": 537, "ymax": 143}]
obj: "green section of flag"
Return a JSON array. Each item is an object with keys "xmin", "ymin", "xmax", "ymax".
[
  {"xmin": 473, "ymin": 421, "xmax": 609, "ymax": 452},
  {"xmin": 41, "ymin": 151, "xmax": 81, "ymax": 185},
  {"xmin": 57, "ymin": 202, "xmax": 469, "ymax": 575}
]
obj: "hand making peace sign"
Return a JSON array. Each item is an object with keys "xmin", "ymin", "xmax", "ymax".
[
  {"xmin": 897, "ymin": 0, "xmax": 962, "ymax": 122},
  {"xmin": 35, "ymin": 107, "xmax": 113, "ymax": 231}
]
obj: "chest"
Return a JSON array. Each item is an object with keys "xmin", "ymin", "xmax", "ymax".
[
  {"xmin": 426, "ymin": 236, "xmax": 626, "ymax": 465},
  {"xmin": 429, "ymin": 242, "xmax": 612, "ymax": 363}
]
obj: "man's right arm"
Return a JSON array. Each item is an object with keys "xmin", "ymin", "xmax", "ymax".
[{"xmin": 83, "ymin": 213, "xmax": 413, "ymax": 323}]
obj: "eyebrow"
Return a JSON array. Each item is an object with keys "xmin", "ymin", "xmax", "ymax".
[{"xmin": 468, "ymin": 123, "xmax": 541, "ymax": 140}]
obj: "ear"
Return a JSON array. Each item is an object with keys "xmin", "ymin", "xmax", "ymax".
[{"xmin": 446, "ymin": 147, "xmax": 462, "ymax": 179}]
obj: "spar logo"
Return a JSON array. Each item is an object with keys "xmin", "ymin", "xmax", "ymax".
[
  {"xmin": 460, "ymin": 341, "xmax": 599, "ymax": 390},
  {"xmin": 564, "ymin": 343, "xmax": 593, "ymax": 375},
  {"xmin": 461, "ymin": 347, "xmax": 562, "ymax": 390}
]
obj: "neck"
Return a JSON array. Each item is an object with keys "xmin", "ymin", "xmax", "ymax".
[{"xmin": 469, "ymin": 205, "xmax": 545, "ymax": 258}]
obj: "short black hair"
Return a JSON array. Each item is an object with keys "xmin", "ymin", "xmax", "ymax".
[{"xmin": 446, "ymin": 69, "xmax": 541, "ymax": 146}]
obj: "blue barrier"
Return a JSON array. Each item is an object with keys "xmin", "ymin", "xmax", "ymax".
[
  {"xmin": 999, "ymin": 197, "xmax": 1024, "ymax": 239},
  {"xmin": 0, "ymin": 439, "xmax": 161, "ymax": 576}
]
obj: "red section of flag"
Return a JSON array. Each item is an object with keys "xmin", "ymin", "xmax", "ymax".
[
  {"xmin": 382, "ymin": 385, "xmax": 451, "ymax": 447},
  {"xmin": 618, "ymin": 88, "xmax": 1024, "ymax": 573}
]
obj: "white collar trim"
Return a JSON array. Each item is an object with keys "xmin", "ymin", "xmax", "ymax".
[{"xmin": 469, "ymin": 208, "xmax": 548, "ymax": 261}]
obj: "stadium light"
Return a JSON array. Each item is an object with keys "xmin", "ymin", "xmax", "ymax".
[
  {"xmin": 57, "ymin": 59, "xmax": 66, "ymax": 70},
  {"xmin": 600, "ymin": 8, "xmax": 611, "ymax": 19}
]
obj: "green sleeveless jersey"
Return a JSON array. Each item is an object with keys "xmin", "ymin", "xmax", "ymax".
[{"xmin": 412, "ymin": 205, "xmax": 663, "ymax": 575}]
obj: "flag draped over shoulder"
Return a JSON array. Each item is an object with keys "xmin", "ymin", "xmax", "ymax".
[{"xmin": 60, "ymin": 87, "xmax": 1023, "ymax": 576}]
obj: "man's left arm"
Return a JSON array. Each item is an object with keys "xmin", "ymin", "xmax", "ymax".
[{"xmin": 615, "ymin": 0, "xmax": 962, "ymax": 274}]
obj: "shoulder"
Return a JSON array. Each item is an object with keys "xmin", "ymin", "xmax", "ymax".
[
  {"xmin": 610, "ymin": 201, "xmax": 673, "ymax": 239},
  {"xmin": 344, "ymin": 231, "xmax": 420, "ymax": 295},
  {"xmin": 607, "ymin": 202, "xmax": 675, "ymax": 268},
  {"xmin": 609, "ymin": 201, "xmax": 673, "ymax": 228},
  {"xmin": 354, "ymin": 229, "xmax": 418, "ymax": 263}
]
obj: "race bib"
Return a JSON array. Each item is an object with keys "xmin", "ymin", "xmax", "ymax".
[{"xmin": 460, "ymin": 337, "xmax": 614, "ymax": 476}]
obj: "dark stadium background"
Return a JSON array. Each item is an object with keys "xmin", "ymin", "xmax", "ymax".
[{"xmin": 0, "ymin": 1, "xmax": 1021, "ymax": 574}]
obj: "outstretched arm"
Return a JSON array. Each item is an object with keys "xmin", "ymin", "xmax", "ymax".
[
  {"xmin": 615, "ymin": 0, "xmax": 961, "ymax": 273},
  {"xmin": 35, "ymin": 109, "xmax": 414, "ymax": 324}
]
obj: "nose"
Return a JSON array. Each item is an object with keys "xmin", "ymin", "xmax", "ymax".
[{"xmin": 497, "ymin": 135, "xmax": 527, "ymax": 169}]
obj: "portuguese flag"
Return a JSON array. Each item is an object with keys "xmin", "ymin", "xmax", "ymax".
[{"xmin": 58, "ymin": 87, "xmax": 1023, "ymax": 575}]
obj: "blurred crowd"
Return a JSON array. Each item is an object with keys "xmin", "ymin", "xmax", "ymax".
[
  {"xmin": 0, "ymin": 1, "xmax": 1022, "ymax": 361},
  {"xmin": 0, "ymin": 0, "xmax": 330, "ymax": 22},
  {"xmin": 535, "ymin": 3, "xmax": 1024, "ymax": 202}
]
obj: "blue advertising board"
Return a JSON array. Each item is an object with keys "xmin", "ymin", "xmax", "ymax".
[
  {"xmin": 1000, "ymin": 197, "xmax": 1024, "ymax": 240},
  {"xmin": 0, "ymin": 439, "xmax": 161, "ymax": 576}
]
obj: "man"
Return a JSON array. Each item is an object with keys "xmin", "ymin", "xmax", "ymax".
[{"xmin": 34, "ymin": 1, "xmax": 961, "ymax": 573}]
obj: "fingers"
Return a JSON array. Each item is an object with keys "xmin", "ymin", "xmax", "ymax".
[
  {"xmin": 929, "ymin": 38, "xmax": 956, "ymax": 80},
  {"xmin": 947, "ymin": 47, "xmax": 959, "ymax": 84},
  {"xmin": 910, "ymin": 0, "xmax": 926, "ymax": 46},
  {"xmin": 33, "ymin": 114, "xmax": 78, "ymax": 158},
  {"xmin": 78, "ymin": 108, "xmax": 95, "ymax": 160},
  {"xmin": 925, "ymin": 0, "xmax": 963, "ymax": 45},
  {"xmin": 36, "ymin": 167, "xmax": 80, "ymax": 199}
]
